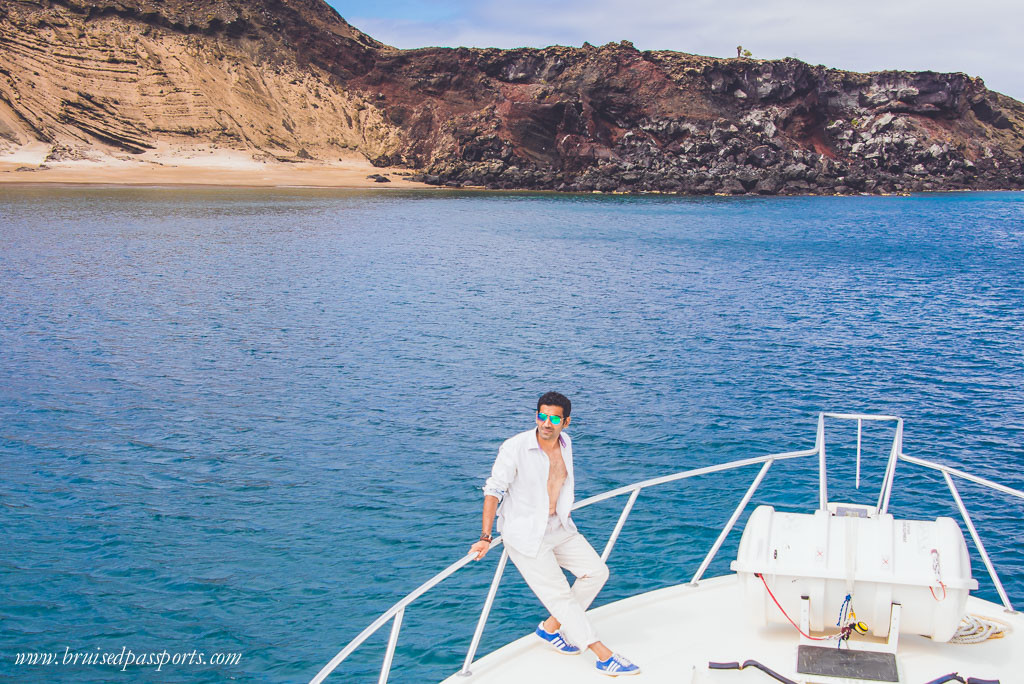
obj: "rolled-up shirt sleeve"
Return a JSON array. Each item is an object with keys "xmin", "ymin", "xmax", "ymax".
[{"xmin": 483, "ymin": 442, "xmax": 516, "ymax": 502}]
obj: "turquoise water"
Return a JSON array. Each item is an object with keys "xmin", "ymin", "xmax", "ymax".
[{"xmin": 2, "ymin": 188, "xmax": 1023, "ymax": 683}]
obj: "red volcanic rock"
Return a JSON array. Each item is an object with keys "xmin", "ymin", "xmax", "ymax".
[{"xmin": 2, "ymin": 0, "xmax": 1023, "ymax": 193}]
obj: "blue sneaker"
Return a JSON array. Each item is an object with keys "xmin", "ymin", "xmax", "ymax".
[
  {"xmin": 595, "ymin": 653, "xmax": 640, "ymax": 676},
  {"xmin": 534, "ymin": 623, "xmax": 581, "ymax": 655}
]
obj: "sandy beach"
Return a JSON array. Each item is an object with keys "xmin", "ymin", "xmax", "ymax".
[{"xmin": 0, "ymin": 145, "xmax": 431, "ymax": 189}]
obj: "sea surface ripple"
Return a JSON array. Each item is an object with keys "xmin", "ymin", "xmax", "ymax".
[{"xmin": 1, "ymin": 188, "xmax": 1023, "ymax": 682}]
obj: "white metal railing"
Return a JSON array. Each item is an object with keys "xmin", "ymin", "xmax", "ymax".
[
  {"xmin": 309, "ymin": 413, "xmax": 1024, "ymax": 683},
  {"xmin": 899, "ymin": 452, "xmax": 1024, "ymax": 612}
]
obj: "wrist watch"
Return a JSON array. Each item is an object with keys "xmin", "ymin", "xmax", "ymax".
[{"xmin": 479, "ymin": 533, "xmax": 492, "ymax": 542}]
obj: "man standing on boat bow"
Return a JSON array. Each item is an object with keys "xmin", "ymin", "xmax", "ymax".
[{"xmin": 469, "ymin": 392, "xmax": 641, "ymax": 677}]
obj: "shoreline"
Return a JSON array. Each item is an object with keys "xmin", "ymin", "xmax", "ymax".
[
  {"xmin": 0, "ymin": 149, "xmax": 432, "ymax": 190},
  {"xmin": 2, "ymin": 160, "xmax": 1022, "ymax": 197}
]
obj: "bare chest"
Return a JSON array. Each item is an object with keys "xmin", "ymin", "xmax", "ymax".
[{"xmin": 545, "ymin": 448, "xmax": 568, "ymax": 514}]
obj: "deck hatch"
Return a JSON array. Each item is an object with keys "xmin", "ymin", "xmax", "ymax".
[{"xmin": 796, "ymin": 645, "xmax": 898, "ymax": 682}]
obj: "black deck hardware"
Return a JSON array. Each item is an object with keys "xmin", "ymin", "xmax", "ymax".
[
  {"xmin": 922, "ymin": 675, "xmax": 1000, "ymax": 684},
  {"xmin": 796, "ymin": 645, "xmax": 898, "ymax": 682},
  {"xmin": 708, "ymin": 660, "xmax": 797, "ymax": 684}
]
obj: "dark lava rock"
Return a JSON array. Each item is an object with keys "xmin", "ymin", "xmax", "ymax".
[{"xmin": 5, "ymin": 0, "xmax": 1023, "ymax": 195}]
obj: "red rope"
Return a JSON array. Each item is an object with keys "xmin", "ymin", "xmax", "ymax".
[{"xmin": 756, "ymin": 573, "xmax": 829, "ymax": 641}]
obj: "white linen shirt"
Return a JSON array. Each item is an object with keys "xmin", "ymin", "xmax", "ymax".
[{"xmin": 483, "ymin": 428, "xmax": 578, "ymax": 558}]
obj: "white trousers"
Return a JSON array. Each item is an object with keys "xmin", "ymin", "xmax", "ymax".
[{"xmin": 505, "ymin": 515, "xmax": 610, "ymax": 649}]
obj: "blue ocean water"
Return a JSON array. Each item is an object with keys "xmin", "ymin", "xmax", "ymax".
[{"xmin": 1, "ymin": 187, "xmax": 1023, "ymax": 683}]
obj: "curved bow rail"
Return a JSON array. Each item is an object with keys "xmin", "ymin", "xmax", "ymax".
[{"xmin": 310, "ymin": 413, "xmax": 1024, "ymax": 683}]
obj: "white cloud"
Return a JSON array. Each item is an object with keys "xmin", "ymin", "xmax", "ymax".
[{"xmin": 346, "ymin": 0, "xmax": 1023, "ymax": 100}]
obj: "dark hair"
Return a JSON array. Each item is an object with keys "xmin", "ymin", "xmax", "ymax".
[{"xmin": 537, "ymin": 391, "xmax": 571, "ymax": 418}]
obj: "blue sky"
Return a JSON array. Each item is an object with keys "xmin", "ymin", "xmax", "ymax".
[{"xmin": 327, "ymin": 0, "xmax": 1023, "ymax": 102}]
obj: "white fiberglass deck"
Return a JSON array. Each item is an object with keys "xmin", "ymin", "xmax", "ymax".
[
  {"xmin": 442, "ymin": 574, "xmax": 1021, "ymax": 683},
  {"xmin": 311, "ymin": 414, "xmax": 1024, "ymax": 684}
]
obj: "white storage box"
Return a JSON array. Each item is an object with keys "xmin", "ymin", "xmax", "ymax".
[{"xmin": 730, "ymin": 505, "xmax": 977, "ymax": 642}]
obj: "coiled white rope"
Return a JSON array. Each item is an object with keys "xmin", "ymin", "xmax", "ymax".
[{"xmin": 949, "ymin": 614, "xmax": 1011, "ymax": 644}]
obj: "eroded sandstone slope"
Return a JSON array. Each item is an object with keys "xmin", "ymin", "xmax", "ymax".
[
  {"xmin": 0, "ymin": 0, "xmax": 405, "ymax": 164},
  {"xmin": 2, "ymin": 0, "xmax": 1022, "ymax": 193}
]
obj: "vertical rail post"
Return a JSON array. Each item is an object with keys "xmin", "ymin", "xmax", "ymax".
[
  {"xmin": 459, "ymin": 548, "xmax": 510, "ymax": 676},
  {"xmin": 856, "ymin": 418, "xmax": 862, "ymax": 490},
  {"xmin": 602, "ymin": 488, "xmax": 640, "ymax": 562},
  {"xmin": 817, "ymin": 413, "xmax": 828, "ymax": 510},
  {"xmin": 878, "ymin": 419, "xmax": 902, "ymax": 514},
  {"xmin": 690, "ymin": 460, "xmax": 774, "ymax": 585},
  {"xmin": 377, "ymin": 608, "xmax": 403, "ymax": 684},
  {"xmin": 943, "ymin": 471, "xmax": 1015, "ymax": 612}
]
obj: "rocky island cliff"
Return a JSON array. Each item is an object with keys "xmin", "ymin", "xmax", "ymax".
[{"xmin": 2, "ymin": 0, "xmax": 1023, "ymax": 194}]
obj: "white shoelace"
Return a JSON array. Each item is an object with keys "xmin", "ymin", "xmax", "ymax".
[{"xmin": 603, "ymin": 654, "xmax": 634, "ymax": 670}]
